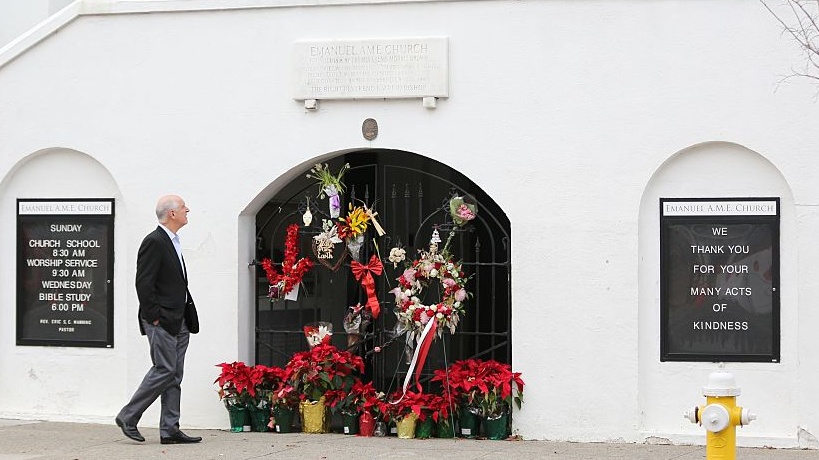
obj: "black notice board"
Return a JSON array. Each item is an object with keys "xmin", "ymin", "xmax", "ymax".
[
  {"xmin": 17, "ymin": 199, "xmax": 115, "ymax": 347},
  {"xmin": 660, "ymin": 198, "xmax": 780, "ymax": 362}
]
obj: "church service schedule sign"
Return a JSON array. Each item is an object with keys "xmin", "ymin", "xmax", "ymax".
[
  {"xmin": 17, "ymin": 199, "xmax": 114, "ymax": 347},
  {"xmin": 660, "ymin": 198, "xmax": 780, "ymax": 362}
]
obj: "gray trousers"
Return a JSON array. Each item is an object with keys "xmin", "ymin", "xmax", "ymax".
[{"xmin": 118, "ymin": 320, "xmax": 189, "ymax": 437}]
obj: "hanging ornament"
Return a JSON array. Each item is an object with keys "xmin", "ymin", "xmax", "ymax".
[
  {"xmin": 302, "ymin": 197, "xmax": 313, "ymax": 226},
  {"xmin": 429, "ymin": 227, "xmax": 441, "ymax": 253},
  {"xmin": 312, "ymin": 219, "xmax": 348, "ymax": 271}
]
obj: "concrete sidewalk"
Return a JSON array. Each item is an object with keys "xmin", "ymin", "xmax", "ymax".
[{"xmin": 0, "ymin": 419, "xmax": 816, "ymax": 460}]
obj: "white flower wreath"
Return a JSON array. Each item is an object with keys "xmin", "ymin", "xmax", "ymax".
[{"xmin": 389, "ymin": 249, "xmax": 470, "ymax": 341}]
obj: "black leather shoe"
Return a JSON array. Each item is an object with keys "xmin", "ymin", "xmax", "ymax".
[
  {"xmin": 115, "ymin": 417, "xmax": 144, "ymax": 442},
  {"xmin": 160, "ymin": 431, "xmax": 202, "ymax": 444}
]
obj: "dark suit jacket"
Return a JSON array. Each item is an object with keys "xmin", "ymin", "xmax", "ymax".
[{"xmin": 136, "ymin": 226, "xmax": 199, "ymax": 336}]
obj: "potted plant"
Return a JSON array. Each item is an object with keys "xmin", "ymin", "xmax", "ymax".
[
  {"xmin": 285, "ymin": 343, "xmax": 364, "ymax": 433},
  {"xmin": 382, "ymin": 390, "xmax": 424, "ymax": 439},
  {"xmin": 244, "ymin": 364, "xmax": 276, "ymax": 432},
  {"xmin": 256, "ymin": 365, "xmax": 299, "ymax": 433},
  {"xmin": 433, "ymin": 359, "xmax": 525, "ymax": 440},
  {"xmin": 326, "ymin": 380, "xmax": 377, "ymax": 435},
  {"xmin": 358, "ymin": 383, "xmax": 384, "ymax": 436},
  {"xmin": 214, "ymin": 361, "xmax": 255, "ymax": 432},
  {"xmin": 427, "ymin": 390, "xmax": 457, "ymax": 438},
  {"xmin": 250, "ymin": 365, "xmax": 299, "ymax": 433},
  {"xmin": 408, "ymin": 392, "xmax": 438, "ymax": 439}
]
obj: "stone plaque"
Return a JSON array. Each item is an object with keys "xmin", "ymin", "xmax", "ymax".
[{"xmin": 293, "ymin": 37, "xmax": 449, "ymax": 100}]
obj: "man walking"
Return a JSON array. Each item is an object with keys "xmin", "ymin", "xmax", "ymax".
[{"xmin": 116, "ymin": 195, "xmax": 201, "ymax": 444}]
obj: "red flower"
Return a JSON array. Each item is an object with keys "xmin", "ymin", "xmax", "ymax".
[
  {"xmin": 426, "ymin": 391, "xmax": 457, "ymax": 423},
  {"xmin": 431, "ymin": 359, "xmax": 524, "ymax": 418},
  {"xmin": 381, "ymin": 390, "xmax": 426, "ymax": 422},
  {"xmin": 214, "ymin": 361, "xmax": 258, "ymax": 406},
  {"xmin": 325, "ymin": 380, "xmax": 379, "ymax": 416},
  {"xmin": 284, "ymin": 344, "xmax": 365, "ymax": 402},
  {"xmin": 261, "ymin": 223, "xmax": 313, "ymax": 299}
]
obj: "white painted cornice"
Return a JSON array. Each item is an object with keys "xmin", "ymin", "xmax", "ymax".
[
  {"xmin": 0, "ymin": 1, "xmax": 82, "ymax": 69},
  {"xmin": 0, "ymin": 0, "xmax": 474, "ymax": 70}
]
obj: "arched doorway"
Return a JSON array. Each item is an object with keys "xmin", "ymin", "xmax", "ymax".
[{"xmin": 253, "ymin": 149, "xmax": 511, "ymax": 392}]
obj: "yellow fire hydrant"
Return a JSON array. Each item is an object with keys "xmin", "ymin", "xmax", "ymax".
[{"xmin": 684, "ymin": 371, "xmax": 756, "ymax": 460}]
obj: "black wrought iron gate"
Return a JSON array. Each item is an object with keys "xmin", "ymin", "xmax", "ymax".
[{"xmin": 254, "ymin": 149, "xmax": 511, "ymax": 394}]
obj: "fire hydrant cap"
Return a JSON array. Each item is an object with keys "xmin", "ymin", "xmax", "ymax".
[
  {"xmin": 702, "ymin": 371, "xmax": 741, "ymax": 397},
  {"xmin": 701, "ymin": 404, "xmax": 731, "ymax": 433}
]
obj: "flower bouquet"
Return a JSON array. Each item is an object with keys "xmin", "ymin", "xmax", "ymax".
[
  {"xmin": 448, "ymin": 195, "xmax": 478, "ymax": 226},
  {"xmin": 303, "ymin": 321, "xmax": 333, "ymax": 348},
  {"xmin": 343, "ymin": 303, "xmax": 372, "ymax": 347},
  {"xmin": 306, "ymin": 163, "xmax": 350, "ymax": 218},
  {"xmin": 336, "ymin": 204, "xmax": 371, "ymax": 261}
]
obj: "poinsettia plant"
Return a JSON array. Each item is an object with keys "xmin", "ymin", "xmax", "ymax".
[
  {"xmin": 254, "ymin": 364, "xmax": 299, "ymax": 409},
  {"xmin": 381, "ymin": 390, "xmax": 426, "ymax": 422},
  {"xmin": 214, "ymin": 361, "xmax": 257, "ymax": 407},
  {"xmin": 426, "ymin": 390, "xmax": 458, "ymax": 423},
  {"xmin": 273, "ymin": 383, "xmax": 300, "ymax": 410},
  {"xmin": 432, "ymin": 359, "xmax": 524, "ymax": 418},
  {"xmin": 326, "ymin": 380, "xmax": 379, "ymax": 416},
  {"xmin": 361, "ymin": 384, "xmax": 386, "ymax": 419},
  {"xmin": 284, "ymin": 343, "xmax": 365, "ymax": 403}
]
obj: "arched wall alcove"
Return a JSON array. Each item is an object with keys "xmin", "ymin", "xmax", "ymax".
[
  {"xmin": 0, "ymin": 147, "xmax": 126, "ymax": 419},
  {"xmin": 637, "ymin": 141, "xmax": 797, "ymax": 443},
  {"xmin": 238, "ymin": 148, "xmax": 512, "ymax": 394}
]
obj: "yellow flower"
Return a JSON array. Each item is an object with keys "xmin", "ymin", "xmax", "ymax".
[{"xmin": 344, "ymin": 206, "xmax": 370, "ymax": 236}]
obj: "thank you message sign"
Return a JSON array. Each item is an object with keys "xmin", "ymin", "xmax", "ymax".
[
  {"xmin": 17, "ymin": 199, "xmax": 114, "ymax": 347},
  {"xmin": 660, "ymin": 198, "xmax": 780, "ymax": 362}
]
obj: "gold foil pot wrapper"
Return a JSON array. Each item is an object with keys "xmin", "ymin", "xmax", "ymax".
[
  {"xmin": 395, "ymin": 413, "xmax": 418, "ymax": 439},
  {"xmin": 299, "ymin": 397, "xmax": 330, "ymax": 433}
]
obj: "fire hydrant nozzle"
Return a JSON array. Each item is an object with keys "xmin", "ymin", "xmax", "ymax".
[{"xmin": 684, "ymin": 371, "xmax": 755, "ymax": 460}]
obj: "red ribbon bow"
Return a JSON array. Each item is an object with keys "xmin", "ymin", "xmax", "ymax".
[{"xmin": 350, "ymin": 255, "xmax": 384, "ymax": 319}]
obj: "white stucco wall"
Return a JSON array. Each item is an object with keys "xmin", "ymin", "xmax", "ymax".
[{"xmin": 1, "ymin": 0, "xmax": 818, "ymax": 448}]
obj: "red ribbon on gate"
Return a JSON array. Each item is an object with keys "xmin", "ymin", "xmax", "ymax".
[
  {"xmin": 350, "ymin": 255, "xmax": 383, "ymax": 319},
  {"xmin": 413, "ymin": 320, "xmax": 437, "ymax": 392},
  {"xmin": 393, "ymin": 317, "xmax": 437, "ymax": 405}
]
